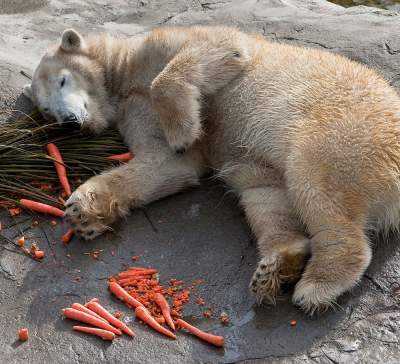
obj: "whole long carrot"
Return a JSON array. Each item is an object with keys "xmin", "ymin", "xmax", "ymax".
[
  {"xmin": 63, "ymin": 308, "xmax": 121, "ymax": 335},
  {"xmin": 87, "ymin": 301, "xmax": 135, "ymax": 337},
  {"xmin": 73, "ymin": 326, "xmax": 115, "ymax": 341},
  {"xmin": 71, "ymin": 303, "xmax": 108, "ymax": 323},
  {"xmin": 153, "ymin": 293, "xmax": 175, "ymax": 330},
  {"xmin": 135, "ymin": 306, "xmax": 176, "ymax": 340},
  {"xmin": 176, "ymin": 319, "xmax": 224, "ymax": 347},
  {"xmin": 108, "ymin": 282, "xmax": 143, "ymax": 308},
  {"xmin": 47, "ymin": 143, "xmax": 72, "ymax": 196},
  {"xmin": 20, "ymin": 199, "xmax": 64, "ymax": 217},
  {"xmin": 107, "ymin": 152, "xmax": 134, "ymax": 162},
  {"xmin": 118, "ymin": 276, "xmax": 153, "ymax": 286}
]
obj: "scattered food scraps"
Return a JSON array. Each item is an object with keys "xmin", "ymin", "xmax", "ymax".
[
  {"xmin": 50, "ymin": 220, "xmax": 57, "ymax": 226},
  {"xmin": 18, "ymin": 328, "xmax": 29, "ymax": 342},
  {"xmin": 220, "ymin": 312, "xmax": 230, "ymax": 325},
  {"xmin": 290, "ymin": 320, "xmax": 297, "ymax": 327},
  {"xmin": 34, "ymin": 250, "xmax": 45, "ymax": 259},
  {"xmin": 131, "ymin": 255, "xmax": 140, "ymax": 261},
  {"xmin": 9, "ymin": 207, "xmax": 22, "ymax": 217},
  {"xmin": 16, "ymin": 236, "xmax": 25, "ymax": 247},
  {"xmin": 203, "ymin": 309, "xmax": 213, "ymax": 319}
]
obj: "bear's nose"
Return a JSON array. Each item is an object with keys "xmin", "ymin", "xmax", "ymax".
[{"xmin": 63, "ymin": 113, "xmax": 78, "ymax": 122}]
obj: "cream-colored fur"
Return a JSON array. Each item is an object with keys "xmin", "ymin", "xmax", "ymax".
[{"xmin": 24, "ymin": 26, "xmax": 400, "ymax": 315}]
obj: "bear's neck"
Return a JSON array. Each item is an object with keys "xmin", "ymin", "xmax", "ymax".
[{"xmin": 88, "ymin": 33, "xmax": 180, "ymax": 103}]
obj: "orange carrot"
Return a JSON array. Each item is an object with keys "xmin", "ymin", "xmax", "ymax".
[
  {"xmin": 16, "ymin": 236, "xmax": 25, "ymax": 247},
  {"xmin": 107, "ymin": 152, "xmax": 133, "ymax": 162},
  {"xmin": 47, "ymin": 143, "xmax": 72, "ymax": 196},
  {"xmin": 20, "ymin": 199, "xmax": 64, "ymax": 217},
  {"xmin": 108, "ymin": 282, "xmax": 144, "ymax": 308},
  {"xmin": 63, "ymin": 308, "xmax": 121, "ymax": 335},
  {"xmin": 73, "ymin": 326, "xmax": 115, "ymax": 341},
  {"xmin": 118, "ymin": 276, "xmax": 153, "ymax": 286},
  {"xmin": 18, "ymin": 328, "xmax": 29, "ymax": 341},
  {"xmin": 176, "ymin": 319, "xmax": 224, "ymax": 347},
  {"xmin": 87, "ymin": 301, "xmax": 135, "ymax": 337},
  {"xmin": 135, "ymin": 306, "xmax": 176, "ymax": 340},
  {"xmin": 118, "ymin": 269, "xmax": 157, "ymax": 278},
  {"xmin": 154, "ymin": 293, "xmax": 175, "ymax": 330},
  {"xmin": 156, "ymin": 316, "xmax": 165, "ymax": 325},
  {"xmin": 62, "ymin": 229, "xmax": 74, "ymax": 244},
  {"xmin": 34, "ymin": 250, "xmax": 45, "ymax": 259},
  {"xmin": 71, "ymin": 303, "xmax": 108, "ymax": 323}
]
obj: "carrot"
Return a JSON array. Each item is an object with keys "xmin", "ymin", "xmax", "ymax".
[
  {"xmin": 73, "ymin": 326, "xmax": 115, "ymax": 341},
  {"xmin": 108, "ymin": 282, "xmax": 144, "ymax": 308},
  {"xmin": 176, "ymin": 319, "xmax": 224, "ymax": 347},
  {"xmin": 87, "ymin": 301, "xmax": 135, "ymax": 337},
  {"xmin": 118, "ymin": 276, "xmax": 153, "ymax": 286},
  {"xmin": 16, "ymin": 236, "xmax": 25, "ymax": 247},
  {"xmin": 71, "ymin": 303, "xmax": 108, "ymax": 323},
  {"xmin": 63, "ymin": 308, "xmax": 121, "ymax": 335},
  {"xmin": 47, "ymin": 143, "xmax": 72, "ymax": 196},
  {"xmin": 156, "ymin": 316, "xmax": 165, "ymax": 325},
  {"xmin": 62, "ymin": 229, "xmax": 74, "ymax": 244},
  {"xmin": 20, "ymin": 199, "xmax": 64, "ymax": 218},
  {"xmin": 18, "ymin": 328, "xmax": 29, "ymax": 341},
  {"xmin": 34, "ymin": 250, "xmax": 45, "ymax": 259},
  {"xmin": 118, "ymin": 269, "xmax": 157, "ymax": 278},
  {"xmin": 154, "ymin": 293, "xmax": 175, "ymax": 330},
  {"xmin": 135, "ymin": 306, "xmax": 176, "ymax": 340},
  {"xmin": 107, "ymin": 152, "xmax": 134, "ymax": 162}
]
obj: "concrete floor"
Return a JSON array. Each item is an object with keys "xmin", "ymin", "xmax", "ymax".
[{"xmin": 1, "ymin": 1, "xmax": 400, "ymax": 363}]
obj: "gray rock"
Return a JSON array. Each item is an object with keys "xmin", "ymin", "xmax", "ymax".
[{"xmin": 1, "ymin": 0, "xmax": 400, "ymax": 363}]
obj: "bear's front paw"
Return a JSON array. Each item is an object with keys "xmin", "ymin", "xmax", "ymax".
[{"xmin": 64, "ymin": 176, "xmax": 119, "ymax": 240}]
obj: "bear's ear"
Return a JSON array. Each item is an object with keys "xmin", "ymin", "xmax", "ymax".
[
  {"xmin": 22, "ymin": 84, "xmax": 33, "ymax": 100},
  {"xmin": 61, "ymin": 29, "xmax": 86, "ymax": 52}
]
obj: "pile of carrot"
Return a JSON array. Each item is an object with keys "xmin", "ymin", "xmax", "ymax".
[
  {"xmin": 63, "ymin": 298, "xmax": 135, "ymax": 341},
  {"xmin": 107, "ymin": 266, "xmax": 224, "ymax": 347}
]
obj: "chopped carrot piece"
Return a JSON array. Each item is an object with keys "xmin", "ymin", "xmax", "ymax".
[
  {"xmin": 176, "ymin": 319, "xmax": 224, "ymax": 347},
  {"xmin": 16, "ymin": 236, "xmax": 25, "ymax": 247},
  {"xmin": 18, "ymin": 328, "xmax": 29, "ymax": 341},
  {"xmin": 34, "ymin": 250, "xmax": 45, "ymax": 259},
  {"xmin": 9, "ymin": 207, "xmax": 22, "ymax": 216},
  {"xmin": 62, "ymin": 229, "xmax": 74, "ymax": 244},
  {"xmin": 290, "ymin": 320, "xmax": 297, "ymax": 326},
  {"xmin": 50, "ymin": 220, "xmax": 57, "ymax": 226},
  {"xmin": 73, "ymin": 326, "xmax": 115, "ymax": 341},
  {"xmin": 32, "ymin": 220, "xmax": 39, "ymax": 226}
]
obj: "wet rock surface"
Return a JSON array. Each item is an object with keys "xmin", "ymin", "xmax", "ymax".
[{"xmin": 1, "ymin": 0, "xmax": 400, "ymax": 363}]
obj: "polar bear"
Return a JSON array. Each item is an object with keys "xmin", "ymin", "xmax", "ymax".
[{"xmin": 23, "ymin": 26, "xmax": 400, "ymax": 314}]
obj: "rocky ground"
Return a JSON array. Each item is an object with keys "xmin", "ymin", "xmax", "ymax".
[{"xmin": 1, "ymin": 0, "xmax": 400, "ymax": 363}]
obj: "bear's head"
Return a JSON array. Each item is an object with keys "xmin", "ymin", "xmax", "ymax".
[{"xmin": 23, "ymin": 29, "xmax": 111, "ymax": 133}]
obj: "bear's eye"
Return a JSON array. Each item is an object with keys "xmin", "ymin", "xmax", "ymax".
[{"xmin": 60, "ymin": 77, "xmax": 66, "ymax": 88}]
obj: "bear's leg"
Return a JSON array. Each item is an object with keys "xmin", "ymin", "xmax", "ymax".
[
  {"xmin": 150, "ymin": 42, "xmax": 247, "ymax": 153},
  {"xmin": 240, "ymin": 186, "xmax": 311, "ymax": 304},
  {"xmin": 64, "ymin": 148, "xmax": 205, "ymax": 240}
]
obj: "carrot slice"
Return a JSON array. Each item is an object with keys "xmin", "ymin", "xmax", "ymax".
[
  {"xmin": 87, "ymin": 301, "xmax": 135, "ymax": 337},
  {"xmin": 18, "ymin": 328, "xmax": 29, "ymax": 341},
  {"xmin": 108, "ymin": 282, "xmax": 144, "ymax": 308},
  {"xmin": 47, "ymin": 143, "xmax": 72, "ymax": 196},
  {"xmin": 63, "ymin": 308, "xmax": 121, "ymax": 335},
  {"xmin": 135, "ymin": 306, "xmax": 176, "ymax": 340},
  {"xmin": 62, "ymin": 229, "xmax": 74, "ymax": 244},
  {"xmin": 71, "ymin": 303, "xmax": 108, "ymax": 323},
  {"xmin": 154, "ymin": 293, "xmax": 175, "ymax": 330},
  {"xmin": 176, "ymin": 319, "xmax": 224, "ymax": 347},
  {"xmin": 107, "ymin": 152, "xmax": 134, "ymax": 162},
  {"xmin": 20, "ymin": 199, "xmax": 64, "ymax": 217},
  {"xmin": 73, "ymin": 326, "xmax": 115, "ymax": 341},
  {"xmin": 34, "ymin": 250, "xmax": 45, "ymax": 259}
]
